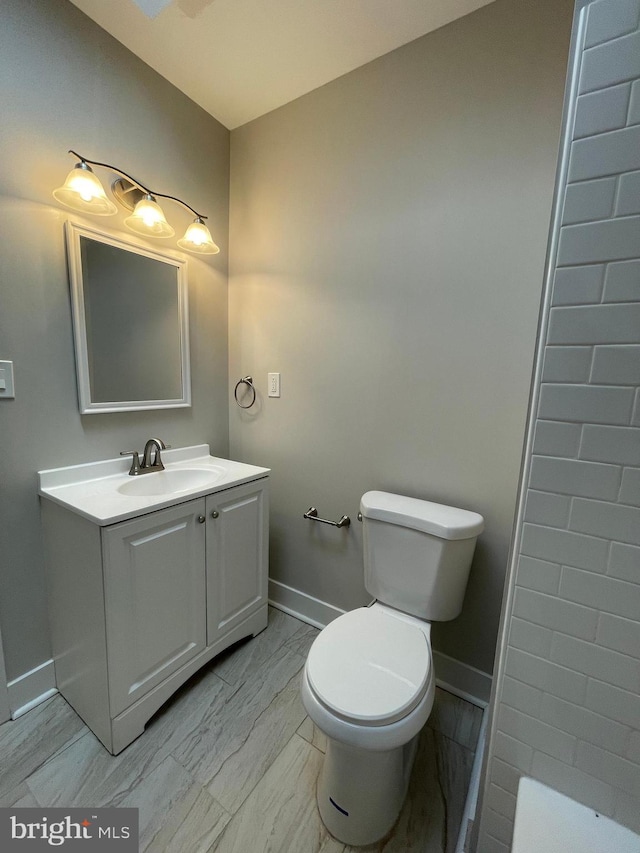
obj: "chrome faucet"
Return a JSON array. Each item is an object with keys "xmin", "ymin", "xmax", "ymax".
[
  {"xmin": 142, "ymin": 437, "xmax": 168, "ymax": 470},
  {"xmin": 120, "ymin": 438, "xmax": 171, "ymax": 475}
]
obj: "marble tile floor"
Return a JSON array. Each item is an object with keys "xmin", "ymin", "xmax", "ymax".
[{"xmin": 0, "ymin": 608, "xmax": 483, "ymax": 852}]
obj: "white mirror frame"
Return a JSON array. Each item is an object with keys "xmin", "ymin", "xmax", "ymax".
[{"xmin": 65, "ymin": 221, "xmax": 191, "ymax": 414}]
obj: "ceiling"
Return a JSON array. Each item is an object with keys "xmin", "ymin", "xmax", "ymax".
[{"xmin": 69, "ymin": 0, "xmax": 496, "ymax": 129}]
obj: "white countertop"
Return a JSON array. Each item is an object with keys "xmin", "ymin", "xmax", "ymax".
[{"xmin": 38, "ymin": 444, "xmax": 270, "ymax": 526}]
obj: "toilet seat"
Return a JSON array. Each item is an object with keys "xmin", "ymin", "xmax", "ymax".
[{"xmin": 306, "ymin": 607, "xmax": 431, "ymax": 726}]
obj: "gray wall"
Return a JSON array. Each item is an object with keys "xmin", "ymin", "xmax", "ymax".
[
  {"xmin": 479, "ymin": 0, "xmax": 640, "ymax": 848},
  {"xmin": 0, "ymin": 0, "xmax": 230, "ymax": 682},
  {"xmin": 228, "ymin": 0, "xmax": 574, "ymax": 676}
]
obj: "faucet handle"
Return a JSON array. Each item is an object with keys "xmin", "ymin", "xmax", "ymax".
[{"xmin": 120, "ymin": 450, "xmax": 142, "ymax": 476}]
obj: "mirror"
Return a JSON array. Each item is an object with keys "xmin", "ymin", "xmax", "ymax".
[{"xmin": 65, "ymin": 222, "xmax": 191, "ymax": 413}]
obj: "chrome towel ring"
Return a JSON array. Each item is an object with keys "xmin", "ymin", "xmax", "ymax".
[{"xmin": 234, "ymin": 376, "xmax": 256, "ymax": 409}]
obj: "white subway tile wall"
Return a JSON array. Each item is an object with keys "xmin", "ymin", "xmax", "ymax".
[{"xmin": 479, "ymin": 0, "xmax": 640, "ymax": 848}]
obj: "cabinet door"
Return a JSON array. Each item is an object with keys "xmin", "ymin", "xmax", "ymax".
[
  {"xmin": 102, "ymin": 499, "xmax": 207, "ymax": 716},
  {"xmin": 206, "ymin": 479, "xmax": 268, "ymax": 644}
]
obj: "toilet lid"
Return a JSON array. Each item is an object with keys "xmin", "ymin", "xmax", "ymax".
[{"xmin": 306, "ymin": 608, "xmax": 431, "ymax": 725}]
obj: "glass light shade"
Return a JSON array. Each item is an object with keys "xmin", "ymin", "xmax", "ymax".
[
  {"xmin": 124, "ymin": 194, "xmax": 175, "ymax": 238},
  {"xmin": 53, "ymin": 163, "xmax": 117, "ymax": 215},
  {"xmin": 177, "ymin": 218, "xmax": 220, "ymax": 254}
]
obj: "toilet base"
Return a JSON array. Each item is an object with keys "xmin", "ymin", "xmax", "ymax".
[{"xmin": 317, "ymin": 734, "xmax": 419, "ymax": 846}]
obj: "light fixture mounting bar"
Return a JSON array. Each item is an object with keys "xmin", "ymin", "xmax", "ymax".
[{"xmin": 67, "ymin": 150, "xmax": 207, "ymax": 220}]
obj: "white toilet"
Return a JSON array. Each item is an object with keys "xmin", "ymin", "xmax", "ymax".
[{"xmin": 301, "ymin": 490, "xmax": 484, "ymax": 847}]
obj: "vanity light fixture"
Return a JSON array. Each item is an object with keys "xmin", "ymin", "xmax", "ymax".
[
  {"xmin": 53, "ymin": 159, "xmax": 118, "ymax": 216},
  {"xmin": 53, "ymin": 150, "xmax": 220, "ymax": 255}
]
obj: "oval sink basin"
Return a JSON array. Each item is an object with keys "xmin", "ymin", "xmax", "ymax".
[{"xmin": 117, "ymin": 467, "xmax": 225, "ymax": 497}]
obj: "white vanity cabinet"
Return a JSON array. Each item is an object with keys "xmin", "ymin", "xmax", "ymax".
[
  {"xmin": 206, "ymin": 480, "xmax": 268, "ymax": 645},
  {"xmin": 102, "ymin": 499, "xmax": 208, "ymax": 718},
  {"xmin": 40, "ymin": 470, "xmax": 269, "ymax": 755}
]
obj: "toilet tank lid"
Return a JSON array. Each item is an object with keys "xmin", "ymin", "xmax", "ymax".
[{"xmin": 360, "ymin": 491, "xmax": 484, "ymax": 540}]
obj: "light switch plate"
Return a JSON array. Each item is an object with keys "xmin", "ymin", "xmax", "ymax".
[
  {"xmin": 268, "ymin": 372, "xmax": 281, "ymax": 397},
  {"xmin": 0, "ymin": 360, "xmax": 15, "ymax": 399}
]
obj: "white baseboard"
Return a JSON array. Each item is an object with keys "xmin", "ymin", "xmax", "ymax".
[
  {"xmin": 268, "ymin": 579, "xmax": 492, "ymax": 707},
  {"xmin": 432, "ymin": 650, "xmax": 492, "ymax": 708},
  {"xmin": 268, "ymin": 579, "xmax": 346, "ymax": 629},
  {"xmin": 7, "ymin": 659, "xmax": 57, "ymax": 719}
]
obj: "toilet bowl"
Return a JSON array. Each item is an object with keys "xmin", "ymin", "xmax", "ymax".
[
  {"xmin": 302, "ymin": 491, "xmax": 483, "ymax": 846},
  {"xmin": 301, "ymin": 603, "xmax": 435, "ymax": 846}
]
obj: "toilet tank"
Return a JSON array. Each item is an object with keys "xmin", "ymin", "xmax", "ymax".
[{"xmin": 360, "ymin": 491, "xmax": 484, "ymax": 621}]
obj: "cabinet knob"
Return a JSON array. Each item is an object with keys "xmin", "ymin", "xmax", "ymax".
[
  {"xmin": 198, "ymin": 515, "xmax": 206, "ymax": 524},
  {"xmin": 211, "ymin": 510, "xmax": 219, "ymax": 519}
]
